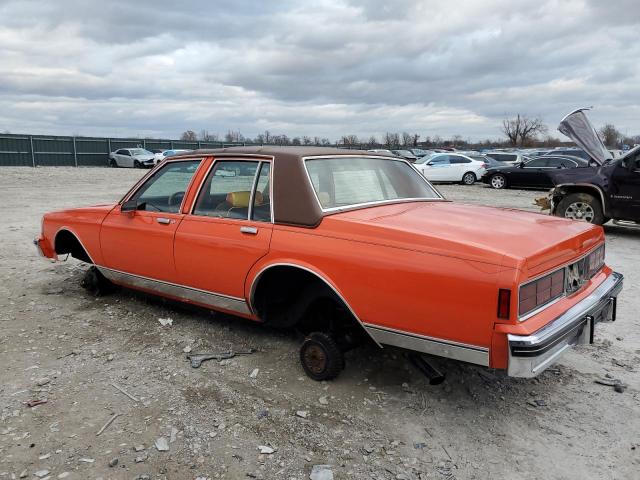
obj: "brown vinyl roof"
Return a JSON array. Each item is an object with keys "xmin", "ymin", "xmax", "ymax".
[{"xmin": 177, "ymin": 146, "xmax": 391, "ymax": 228}]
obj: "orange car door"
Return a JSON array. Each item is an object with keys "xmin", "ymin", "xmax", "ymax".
[
  {"xmin": 174, "ymin": 160, "xmax": 273, "ymax": 300},
  {"xmin": 100, "ymin": 159, "xmax": 203, "ymax": 281}
]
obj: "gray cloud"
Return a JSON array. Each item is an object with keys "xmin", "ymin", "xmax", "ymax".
[{"xmin": 0, "ymin": 0, "xmax": 638, "ymax": 140}]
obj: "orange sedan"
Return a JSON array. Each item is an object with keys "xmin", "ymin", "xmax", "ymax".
[{"xmin": 35, "ymin": 147, "xmax": 623, "ymax": 380}]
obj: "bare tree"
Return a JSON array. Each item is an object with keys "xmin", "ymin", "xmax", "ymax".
[
  {"xmin": 180, "ymin": 130, "xmax": 197, "ymax": 141},
  {"xmin": 401, "ymin": 132, "xmax": 413, "ymax": 147},
  {"xmin": 302, "ymin": 136, "xmax": 313, "ymax": 145},
  {"xmin": 224, "ymin": 130, "xmax": 245, "ymax": 143},
  {"xmin": 501, "ymin": 114, "xmax": 548, "ymax": 146},
  {"xmin": 341, "ymin": 134, "xmax": 359, "ymax": 147},
  {"xmin": 411, "ymin": 133, "xmax": 420, "ymax": 147},
  {"xmin": 383, "ymin": 132, "xmax": 400, "ymax": 149},
  {"xmin": 599, "ymin": 124, "xmax": 621, "ymax": 148},
  {"xmin": 367, "ymin": 135, "xmax": 378, "ymax": 147},
  {"xmin": 199, "ymin": 130, "xmax": 219, "ymax": 142},
  {"xmin": 291, "ymin": 137, "xmax": 301, "ymax": 145}
]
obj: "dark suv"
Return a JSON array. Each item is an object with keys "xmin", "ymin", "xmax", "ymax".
[{"xmin": 549, "ymin": 109, "xmax": 640, "ymax": 225}]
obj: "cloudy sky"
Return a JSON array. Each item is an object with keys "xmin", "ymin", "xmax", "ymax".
[{"xmin": 0, "ymin": 0, "xmax": 639, "ymax": 141}]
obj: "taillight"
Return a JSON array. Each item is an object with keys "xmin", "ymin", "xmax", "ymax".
[
  {"xmin": 519, "ymin": 269, "xmax": 564, "ymax": 317},
  {"xmin": 497, "ymin": 289, "xmax": 511, "ymax": 319}
]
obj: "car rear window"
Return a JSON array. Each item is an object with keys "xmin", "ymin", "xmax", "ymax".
[{"xmin": 305, "ymin": 157, "xmax": 440, "ymax": 211}]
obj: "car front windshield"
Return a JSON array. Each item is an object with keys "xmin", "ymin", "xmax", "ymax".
[{"xmin": 305, "ymin": 156, "xmax": 440, "ymax": 211}]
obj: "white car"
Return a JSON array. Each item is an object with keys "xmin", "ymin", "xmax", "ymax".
[
  {"xmin": 109, "ymin": 148, "xmax": 156, "ymax": 168},
  {"xmin": 414, "ymin": 153, "xmax": 486, "ymax": 185},
  {"xmin": 153, "ymin": 149, "xmax": 191, "ymax": 165}
]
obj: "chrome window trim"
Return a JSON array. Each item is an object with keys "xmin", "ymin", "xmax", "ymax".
[
  {"xmin": 189, "ymin": 156, "xmax": 274, "ymax": 224},
  {"xmin": 248, "ymin": 262, "xmax": 381, "ymax": 347},
  {"xmin": 301, "ymin": 154, "xmax": 445, "ymax": 214},
  {"xmin": 518, "ymin": 242, "xmax": 605, "ymax": 321}
]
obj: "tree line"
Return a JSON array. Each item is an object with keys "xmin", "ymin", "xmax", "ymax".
[{"xmin": 179, "ymin": 114, "xmax": 639, "ymax": 150}]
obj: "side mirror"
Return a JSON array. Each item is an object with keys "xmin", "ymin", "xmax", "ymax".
[{"xmin": 121, "ymin": 199, "xmax": 139, "ymax": 212}]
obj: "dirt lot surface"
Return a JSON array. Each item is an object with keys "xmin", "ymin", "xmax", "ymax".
[{"xmin": 1, "ymin": 167, "xmax": 638, "ymax": 480}]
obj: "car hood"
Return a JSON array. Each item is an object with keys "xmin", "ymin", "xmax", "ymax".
[
  {"xmin": 322, "ymin": 201, "xmax": 603, "ymax": 273},
  {"xmin": 558, "ymin": 108, "xmax": 612, "ymax": 165}
]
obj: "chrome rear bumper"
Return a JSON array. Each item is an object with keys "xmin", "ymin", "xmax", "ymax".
[{"xmin": 507, "ymin": 271, "xmax": 623, "ymax": 378}]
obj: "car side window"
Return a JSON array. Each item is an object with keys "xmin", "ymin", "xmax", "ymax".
[
  {"xmin": 525, "ymin": 158, "xmax": 547, "ymax": 168},
  {"xmin": 429, "ymin": 156, "xmax": 450, "ymax": 165},
  {"xmin": 193, "ymin": 161, "xmax": 260, "ymax": 219},
  {"xmin": 129, "ymin": 160, "xmax": 201, "ymax": 213},
  {"xmin": 115, "ymin": 149, "xmax": 125, "ymax": 155},
  {"xmin": 251, "ymin": 163, "xmax": 272, "ymax": 222},
  {"xmin": 450, "ymin": 156, "xmax": 471, "ymax": 164}
]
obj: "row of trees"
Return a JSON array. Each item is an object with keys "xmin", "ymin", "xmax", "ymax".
[{"xmin": 180, "ymin": 115, "xmax": 638, "ymax": 150}]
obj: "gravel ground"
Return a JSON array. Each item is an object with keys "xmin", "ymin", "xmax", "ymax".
[{"xmin": 0, "ymin": 167, "xmax": 638, "ymax": 480}]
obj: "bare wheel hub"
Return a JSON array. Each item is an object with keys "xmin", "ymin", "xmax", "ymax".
[
  {"xmin": 565, "ymin": 202, "xmax": 595, "ymax": 222},
  {"xmin": 303, "ymin": 344, "xmax": 327, "ymax": 375}
]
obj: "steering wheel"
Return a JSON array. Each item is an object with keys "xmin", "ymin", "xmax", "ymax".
[{"xmin": 168, "ymin": 191, "xmax": 185, "ymax": 207}]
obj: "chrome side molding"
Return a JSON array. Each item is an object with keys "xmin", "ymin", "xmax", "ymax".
[
  {"xmin": 97, "ymin": 267, "xmax": 252, "ymax": 316},
  {"xmin": 364, "ymin": 324, "xmax": 490, "ymax": 366}
]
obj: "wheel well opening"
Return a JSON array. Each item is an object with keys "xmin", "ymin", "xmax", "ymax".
[
  {"xmin": 553, "ymin": 186, "xmax": 605, "ymax": 211},
  {"xmin": 252, "ymin": 266, "xmax": 370, "ymax": 342},
  {"xmin": 54, "ymin": 230, "xmax": 92, "ymax": 263}
]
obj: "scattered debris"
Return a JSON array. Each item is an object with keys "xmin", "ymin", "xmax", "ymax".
[
  {"xmin": 25, "ymin": 399, "xmax": 48, "ymax": 408},
  {"xmin": 258, "ymin": 445, "xmax": 275, "ymax": 454},
  {"xmin": 414, "ymin": 442, "xmax": 427, "ymax": 450},
  {"xmin": 134, "ymin": 445, "xmax": 145, "ymax": 452},
  {"xmin": 250, "ymin": 368, "xmax": 259, "ymax": 379},
  {"xmin": 96, "ymin": 413, "xmax": 121, "ymax": 436},
  {"xmin": 309, "ymin": 464, "xmax": 334, "ymax": 480},
  {"xmin": 318, "ymin": 396, "xmax": 329, "ymax": 405},
  {"xmin": 183, "ymin": 345, "xmax": 192, "ymax": 353},
  {"xmin": 34, "ymin": 470, "xmax": 49, "ymax": 479},
  {"xmin": 158, "ymin": 317, "xmax": 173, "ymax": 326},
  {"xmin": 35, "ymin": 377, "xmax": 50, "ymax": 387},
  {"xmin": 257, "ymin": 409, "xmax": 269, "ymax": 419},
  {"xmin": 527, "ymin": 399, "xmax": 547, "ymax": 407},
  {"xmin": 296, "ymin": 410, "xmax": 309, "ymax": 418},
  {"xmin": 79, "ymin": 458, "xmax": 95, "ymax": 463},
  {"xmin": 595, "ymin": 377, "xmax": 627, "ymax": 393},
  {"xmin": 57, "ymin": 473, "xmax": 70, "ymax": 479},
  {"xmin": 155, "ymin": 437, "xmax": 170, "ymax": 451},
  {"xmin": 19, "ymin": 470, "xmax": 27, "ymax": 479},
  {"xmin": 170, "ymin": 426, "xmax": 178, "ymax": 443},
  {"xmin": 187, "ymin": 349, "xmax": 255, "ymax": 368},
  {"xmin": 39, "ymin": 453, "xmax": 51, "ymax": 460},
  {"xmin": 111, "ymin": 383, "xmax": 139, "ymax": 402},
  {"xmin": 135, "ymin": 455, "xmax": 147, "ymax": 463},
  {"xmin": 108, "ymin": 457, "xmax": 119, "ymax": 467}
]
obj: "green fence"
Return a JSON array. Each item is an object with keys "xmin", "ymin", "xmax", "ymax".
[{"xmin": 0, "ymin": 133, "xmax": 247, "ymax": 167}]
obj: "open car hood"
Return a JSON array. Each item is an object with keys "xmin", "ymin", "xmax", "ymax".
[{"xmin": 558, "ymin": 108, "xmax": 612, "ymax": 165}]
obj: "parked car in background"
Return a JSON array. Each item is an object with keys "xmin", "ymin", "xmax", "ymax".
[
  {"xmin": 109, "ymin": 148, "xmax": 156, "ymax": 168},
  {"xmin": 35, "ymin": 146, "xmax": 623, "ymax": 380},
  {"xmin": 547, "ymin": 108, "xmax": 640, "ymax": 225},
  {"xmin": 415, "ymin": 153, "xmax": 486, "ymax": 185},
  {"xmin": 482, "ymin": 155, "xmax": 588, "ymax": 189},
  {"xmin": 484, "ymin": 151, "xmax": 529, "ymax": 164},
  {"xmin": 467, "ymin": 154, "xmax": 504, "ymax": 169},
  {"xmin": 409, "ymin": 148, "xmax": 431, "ymax": 158},
  {"xmin": 157, "ymin": 149, "xmax": 190, "ymax": 164},
  {"xmin": 544, "ymin": 148, "xmax": 593, "ymax": 163},
  {"xmin": 391, "ymin": 150, "xmax": 418, "ymax": 162},
  {"xmin": 367, "ymin": 149, "xmax": 394, "ymax": 155}
]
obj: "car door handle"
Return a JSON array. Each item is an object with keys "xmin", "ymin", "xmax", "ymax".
[
  {"xmin": 156, "ymin": 217, "xmax": 171, "ymax": 225},
  {"xmin": 240, "ymin": 226, "xmax": 258, "ymax": 235}
]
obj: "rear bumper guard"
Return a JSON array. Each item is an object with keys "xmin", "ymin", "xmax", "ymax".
[{"xmin": 507, "ymin": 271, "xmax": 623, "ymax": 378}]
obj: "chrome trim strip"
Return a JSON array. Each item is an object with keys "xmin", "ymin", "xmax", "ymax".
[
  {"xmin": 248, "ymin": 262, "xmax": 381, "ymax": 347},
  {"xmin": 247, "ymin": 161, "xmax": 262, "ymax": 221},
  {"xmin": 364, "ymin": 324, "xmax": 489, "ymax": 366},
  {"xmin": 517, "ymin": 242, "xmax": 605, "ymax": 321},
  {"xmin": 53, "ymin": 227, "xmax": 96, "ymax": 263},
  {"xmin": 97, "ymin": 266, "xmax": 252, "ymax": 316},
  {"xmin": 508, "ymin": 271, "xmax": 623, "ymax": 377},
  {"xmin": 301, "ymin": 155, "xmax": 445, "ymax": 215}
]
